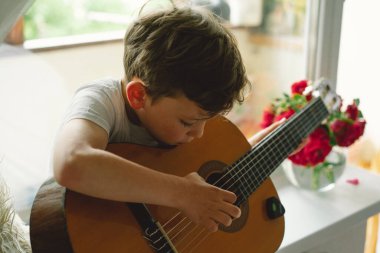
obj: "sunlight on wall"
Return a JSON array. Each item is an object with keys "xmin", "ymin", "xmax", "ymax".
[
  {"xmin": 338, "ymin": 2, "xmax": 380, "ymax": 252},
  {"xmin": 337, "ymin": 0, "xmax": 380, "ymax": 148},
  {"xmin": 0, "ymin": 45, "xmax": 70, "ymax": 222}
]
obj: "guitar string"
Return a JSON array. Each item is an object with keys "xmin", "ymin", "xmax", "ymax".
[
  {"xmin": 161, "ymin": 102, "xmax": 325, "ymax": 250},
  {"xmin": 178, "ymin": 226, "xmax": 209, "ymax": 253},
  {"xmin": 162, "ymin": 186, "xmax": 243, "ymax": 237},
  {"xmin": 214, "ymin": 104, "xmax": 324, "ymax": 208},
  {"xmin": 160, "ymin": 102, "xmax": 324, "ymax": 250},
  {"xmin": 158, "ymin": 101, "xmax": 326, "ymax": 250},
  {"xmin": 170, "ymin": 141, "xmax": 286, "ymax": 251},
  {"xmin": 165, "ymin": 216, "xmax": 189, "ymax": 237},
  {"xmin": 161, "ymin": 100, "xmax": 322, "ymax": 232},
  {"xmin": 165, "ymin": 184, "xmax": 241, "ymax": 242},
  {"xmin": 163, "ymin": 114, "xmax": 304, "ymax": 241},
  {"xmin": 172, "ymin": 224, "xmax": 203, "ymax": 250},
  {"xmin": 212, "ymin": 100, "xmax": 325, "ymax": 197},
  {"xmin": 172, "ymin": 222, "xmax": 198, "ymax": 243},
  {"xmin": 174, "ymin": 108, "xmax": 323, "ymax": 252},
  {"xmin": 165, "ymin": 185, "xmax": 240, "ymax": 240},
  {"xmin": 166, "ymin": 216, "xmax": 195, "ymax": 240},
  {"xmin": 187, "ymin": 229, "xmax": 212, "ymax": 253},
  {"xmin": 163, "ymin": 125, "xmax": 307, "ymax": 250}
]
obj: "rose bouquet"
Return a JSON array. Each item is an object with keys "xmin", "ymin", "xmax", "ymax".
[{"xmin": 260, "ymin": 80, "xmax": 366, "ymax": 189}]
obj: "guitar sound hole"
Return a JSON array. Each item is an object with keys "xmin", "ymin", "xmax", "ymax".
[{"xmin": 198, "ymin": 160, "xmax": 249, "ymax": 233}]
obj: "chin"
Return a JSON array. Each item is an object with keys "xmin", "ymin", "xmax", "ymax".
[
  {"xmin": 154, "ymin": 138, "xmax": 179, "ymax": 148},
  {"xmin": 153, "ymin": 134, "xmax": 190, "ymax": 147}
]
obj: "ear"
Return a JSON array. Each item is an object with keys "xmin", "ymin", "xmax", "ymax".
[{"xmin": 125, "ymin": 81, "xmax": 147, "ymax": 110}]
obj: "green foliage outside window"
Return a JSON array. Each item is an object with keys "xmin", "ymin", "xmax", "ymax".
[{"xmin": 23, "ymin": 0, "xmax": 143, "ymax": 40}]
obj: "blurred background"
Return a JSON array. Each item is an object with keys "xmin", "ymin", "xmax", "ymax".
[{"xmin": 1, "ymin": 0, "xmax": 380, "ymax": 252}]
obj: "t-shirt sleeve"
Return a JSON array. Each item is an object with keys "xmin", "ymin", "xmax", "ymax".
[{"xmin": 62, "ymin": 86, "xmax": 115, "ymax": 136}]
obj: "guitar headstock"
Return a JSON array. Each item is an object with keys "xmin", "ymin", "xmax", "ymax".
[{"xmin": 308, "ymin": 79, "xmax": 342, "ymax": 113}]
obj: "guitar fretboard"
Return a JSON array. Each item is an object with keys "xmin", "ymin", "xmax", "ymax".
[{"xmin": 217, "ymin": 98, "xmax": 329, "ymax": 205}]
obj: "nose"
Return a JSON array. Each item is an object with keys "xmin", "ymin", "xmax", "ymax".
[{"xmin": 187, "ymin": 121, "xmax": 206, "ymax": 139}]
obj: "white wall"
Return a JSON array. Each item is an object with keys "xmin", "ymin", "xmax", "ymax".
[
  {"xmin": 338, "ymin": 3, "xmax": 380, "ymax": 250},
  {"xmin": 337, "ymin": 0, "xmax": 380, "ymax": 148},
  {"xmin": 36, "ymin": 41, "xmax": 125, "ymax": 95}
]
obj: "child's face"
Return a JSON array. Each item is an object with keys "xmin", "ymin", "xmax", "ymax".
[{"xmin": 138, "ymin": 94, "xmax": 212, "ymax": 145}]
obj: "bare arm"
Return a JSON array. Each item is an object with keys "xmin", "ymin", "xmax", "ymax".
[{"xmin": 53, "ymin": 119, "xmax": 240, "ymax": 232}]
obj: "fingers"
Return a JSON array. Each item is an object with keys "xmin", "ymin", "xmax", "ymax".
[
  {"xmin": 291, "ymin": 138, "xmax": 308, "ymax": 155},
  {"xmin": 204, "ymin": 220, "xmax": 219, "ymax": 233},
  {"xmin": 261, "ymin": 118, "xmax": 286, "ymax": 136},
  {"xmin": 220, "ymin": 190, "xmax": 241, "ymax": 218},
  {"xmin": 249, "ymin": 118, "xmax": 286, "ymax": 146},
  {"xmin": 203, "ymin": 203, "xmax": 241, "ymax": 232},
  {"xmin": 206, "ymin": 190, "xmax": 241, "ymax": 232},
  {"xmin": 182, "ymin": 173, "xmax": 242, "ymax": 232},
  {"xmin": 210, "ymin": 209, "xmax": 234, "ymax": 228},
  {"xmin": 221, "ymin": 188, "xmax": 237, "ymax": 203}
]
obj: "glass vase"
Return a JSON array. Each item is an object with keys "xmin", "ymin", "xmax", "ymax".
[{"xmin": 282, "ymin": 149, "xmax": 346, "ymax": 191}]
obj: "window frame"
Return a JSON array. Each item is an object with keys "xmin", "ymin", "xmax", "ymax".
[
  {"xmin": 304, "ymin": 0, "xmax": 345, "ymax": 90},
  {"xmin": 7, "ymin": 0, "xmax": 345, "ymax": 75}
]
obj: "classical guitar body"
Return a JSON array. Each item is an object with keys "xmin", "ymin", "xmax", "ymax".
[
  {"xmin": 32, "ymin": 81, "xmax": 338, "ymax": 252},
  {"xmin": 30, "ymin": 116, "xmax": 284, "ymax": 253}
]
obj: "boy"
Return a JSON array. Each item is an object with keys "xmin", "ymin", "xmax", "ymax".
[{"xmin": 52, "ymin": 6, "xmax": 283, "ymax": 233}]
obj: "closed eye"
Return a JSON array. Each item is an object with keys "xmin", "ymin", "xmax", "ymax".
[{"xmin": 180, "ymin": 120, "xmax": 194, "ymax": 127}]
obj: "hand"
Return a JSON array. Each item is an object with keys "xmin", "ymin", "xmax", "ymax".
[
  {"xmin": 291, "ymin": 138, "xmax": 307, "ymax": 155},
  {"xmin": 177, "ymin": 172, "xmax": 241, "ymax": 232},
  {"xmin": 248, "ymin": 119, "xmax": 307, "ymax": 155},
  {"xmin": 248, "ymin": 118, "xmax": 286, "ymax": 146}
]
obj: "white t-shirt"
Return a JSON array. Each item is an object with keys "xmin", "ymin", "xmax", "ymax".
[{"xmin": 62, "ymin": 77, "xmax": 159, "ymax": 146}]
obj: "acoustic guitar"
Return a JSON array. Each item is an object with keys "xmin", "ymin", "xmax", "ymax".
[{"xmin": 30, "ymin": 80, "xmax": 340, "ymax": 253}]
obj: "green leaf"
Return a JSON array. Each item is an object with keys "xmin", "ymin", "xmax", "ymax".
[{"xmin": 323, "ymin": 164, "xmax": 335, "ymax": 183}]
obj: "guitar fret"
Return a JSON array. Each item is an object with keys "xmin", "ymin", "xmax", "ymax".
[
  {"xmin": 227, "ymin": 98, "xmax": 329, "ymax": 203},
  {"xmin": 239, "ymin": 167, "xmax": 250, "ymax": 199}
]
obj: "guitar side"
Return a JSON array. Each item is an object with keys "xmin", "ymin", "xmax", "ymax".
[{"xmin": 30, "ymin": 116, "xmax": 284, "ymax": 253}]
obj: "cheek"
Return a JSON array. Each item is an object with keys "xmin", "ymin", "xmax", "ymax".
[
  {"xmin": 160, "ymin": 123, "xmax": 186, "ymax": 141},
  {"xmin": 144, "ymin": 110, "xmax": 186, "ymax": 143},
  {"xmin": 150, "ymin": 120, "xmax": 186, "ymax": 144}
]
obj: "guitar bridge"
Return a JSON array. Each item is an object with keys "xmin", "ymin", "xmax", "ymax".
[{"xmin": 128, "ymin": 202, "xmax": 178, "ymax": 253}]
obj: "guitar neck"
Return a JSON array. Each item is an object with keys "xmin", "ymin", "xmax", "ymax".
[{"xmin": 221, "ymin": 98, "xmax": 329, "ymax": 204}]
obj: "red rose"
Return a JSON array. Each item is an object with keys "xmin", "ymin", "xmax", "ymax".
[
  {"xmin": 309, "ymin": 125, "xmax": 330, "ymax": 142},
  {"xmin": 353, "ymin": 120, "xmax": 366, "ymax": 137},
  {"xmin": 289, "ymin": 139, "xmax": 332, "ymax": 166},
  {"xmin": 274, "ymin": 109, "xmax": 295, "ymax": 122},
  {"xmin": 288, "ymin": 149, "xmax": 308, "ymax": 165},
  {"xmin": 289, "ymin": 126, "xmax": 332, "ymax": 166},
  {"xmin": 260, "ymin": 107, "xmax": 275, "ymax": 128},
  {"xmin": 303, "ymin": 139, "xmax": 332, "ymax": 165},
  {"xmin": 305, "ymin": 93, "xmax": 313, "ymax": 101},
  {"xmin": 330, "ymin": 120, "xmax": 350, "ymax": 146},
  {"xmin": 330, "ymin": 119, "xmax": 366, "ymax": 147},
  {"xmin": 263, "ymin": 80, "xmax": 366, "ymax": 167},
  {"xmin": 345, "ymin": 102, "xmax": 359, "ymax": 120},
  {"xmin": 349, "ymin": 120, "xmax": 366, "ymax": 144},
  {"xmin": 291, "ymin": 80, "xmax": 308, "ymax": 95}
]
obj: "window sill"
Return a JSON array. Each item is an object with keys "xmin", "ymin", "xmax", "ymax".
[
  {"xmin": 248, "ymin": 33, "xmax": 304, "ymax": 51},
  {"xmin": 23, "ymin": 30, "xmax": 125, "ymax": 52}
]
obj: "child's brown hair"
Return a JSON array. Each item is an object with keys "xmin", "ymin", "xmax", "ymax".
[{"xmin": 123, "ymin": 6, "xmax": 250, "ymax": 115}]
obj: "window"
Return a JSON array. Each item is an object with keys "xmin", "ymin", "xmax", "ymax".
[
  {"xmin": 13, "ymin": 0, "xmax": 171, "ymax": 48},
  {"xmin": 6, "ymin": 0, "xmax": 344, "ymax": 137},
  {"xmin": 223, "ymin": 0, "xmax": 344, "ymax": 137},
  {"xmin": 226, "ymin": 0, "xmax": 308, "ymax": 136},
  {"xmin": 23, "ymin": 0, "xmax": 142, "ymax": 40}
]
